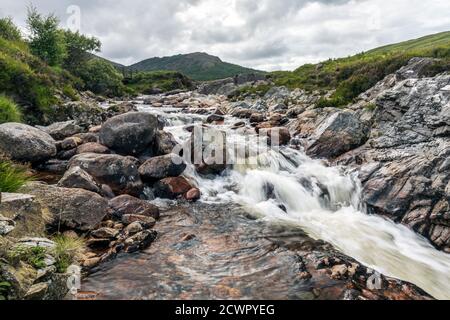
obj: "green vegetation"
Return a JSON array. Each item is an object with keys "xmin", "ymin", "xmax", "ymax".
[
  {"xmin": 62, "ymin": 30, "xmax": 101, "ymax": 74},
  {"xmin": 78, "ymin": 58, "xmax": 127, "ymax": 97},
  {"xmin": 0, "ymin": 95, "xmax": 21, "ymax": 123},
  {"xmin": 129, "ymin": 52, "xmax": 263, "ymax": 81},
  {"xmin": 0, "ymin": 158, "xmax": 32, "ymax": 193},
  {"xmin": 234, "ymin": 83, "xmax": 272, "ymax": 98},
  {"xmin": 125, "ymin": 70, "xmax": 194, "ymax": 93},
  {"xmin": 272, "ymin": 31, "xmax": 450, "ymax": 108},
  {"xmin": 7, "ymin": 245, "xmax": 47, "ymax": 269},
  {"xmin": 0, "ymin": 17, "xmax": 21, "ymax": 41},
  {"xmin": 52, "ymin": 235, "xmax": 85, "ymax": 273},
  {"xmin": 0, "ymin": 281, "xmax": 11, "ymax": 300},
  {"xmin": 27, "ymin": 6, "xmax": 66, "ymax": 66}
]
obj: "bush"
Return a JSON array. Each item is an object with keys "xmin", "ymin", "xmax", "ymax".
[
  {"xmin": 7, "ymin": 245, "xmax": 47, "ymax": 269},
  {"xmin": 0, "ymin": 158, "xmax": 31, "ymax": 192},
  {"xmin": 52, "ymin": 235, "xmax": 86, "ymax": 273},
  {"xmin": 0, "ymin": 95, "xmax": 21, "ymax": 123},
  {"xmin": 78, "ymin": 58, "xmax": 125, "ymax": 96},
  {"xmin": 0, "ymin": 17, "xmax": 22, "ymax": 41},
  {"xmin": 125, "ymin": 70, "xmax": 193, "ymax": 93}
]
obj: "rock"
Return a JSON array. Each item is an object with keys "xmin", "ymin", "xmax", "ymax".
[
  {"xmin": 24, "ymin": 282, "xmax": 49, "ymax": 300},
  {"xmin": 139, "ymin": 154, "xmax": 186, "ymax": 181},
  {"xmin": 72, "ymin": 132, "xmax": 99, "ymax": 144},
  {"xmin": 0, "ymin": 261, "xmax": 38, "ymax": 300},
  {"xmin": 0, "ymin": 123, "xmax": 57, "ymax": 163},
  {"xmin": 0, "ymin": 193, "xmax": 45, "ymax": 238},
  {"xmin": 286, "ymin": 106, "xmax": 306, "ymax": 118},
  {"xmin": 249, "ymin": 113, "xmax": 265, "ymax": 123},
  {"xmin": 124, "ymin": 230, "xmax": 157, "ymax": 253},
  {"xmin": 153, "ymin": 130, "xmax": 179, "ymax": 156},
  {"xmin": 100, "ymin": 184, "xmax": 115, "ymax": 199},
  {"xmin": 268, "ymin": 103, "xmax": 288, "ymax": 113},
  {"xmin": 56, "ymin": 136, "xmax": 83, "ymax": 151},
  {"xmin": 76, "ymin": 142, "xmax": 111, "ymax": 155},
  {"xmin": 185, "ymin": 188, "xmax": 201, "ymax": 201},
  {"xmin": 124, "ymin": 222, "xmax": 144, "ymax": 235},
  {"xmin": 39, "ymin": 121, "xmax": 82, "ymax": 140},
  {"xmin": 259, "ymin": 127, "xmax": 291, "ymax": 146},
  {"xmin": 122, "ymin": 214, "xmax": 156, "ymax": 228},
  {"xmin": 56, "ymin": 148, "xmax": 77, "ymax": 160},
  {"xmin": 68, "ymin": 153, "xmax": 143, "ymax": 196},
  {"xmin": 231, "ymin": 108, "xmax": 254, "ymax": 119},
  {"xmin": 36, "ymin": 159, "xmax": 68, "ymax": 175},
  {"xmin": 99, "ymin": 112, "xmax": 159, "ymax": 155},
  {"xmin": 306, "ymin": 111, "xmax": 369, "ymax": 158},
  {"xmin": 107, "ymin": 102, "xmax": 137, "ymax": 114},
  {"xmin": 91, "ymin": 227, "xmax": 119, "ymax": 239},
  {"xmin": 154, "ymin": 177, "xmax": 194, "ymax": 199},
  {"xmin": 57, "ymin": 166, "xmax": 100, "ymax": 194},
  {"xmin": 0, "ymin": 215, "xmax": 15, "ymax": 235},
  {"xmin": 206, "ymin": 114, "xmax": 225, "ymax": 123},
  {"xmin": 21, "ymin": 182, "xmax": 108, "ymax": 232},
  {"xmin": 108, "ymin": 195, "xmax": 160, "ymax": 220},
  {"xmin": 47, "ymin": 101, "xmax": 107, "ymax": 128},
  {"xmin": 188, "ymin": 126, "xmax": 230, "ymax": 176}
]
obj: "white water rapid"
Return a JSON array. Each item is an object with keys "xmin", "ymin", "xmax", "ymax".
[{"xmin": 140, "ymin": 103, "xmax": 450, "ymax": 300}]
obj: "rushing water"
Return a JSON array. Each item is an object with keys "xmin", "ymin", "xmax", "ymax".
[{"xmin": 85, "ymin": 102, "xmax": 450, "ymax": 299}]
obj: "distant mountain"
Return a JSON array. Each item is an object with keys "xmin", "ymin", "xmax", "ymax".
[{"xmin": 128, "ymin": 52, "xmax": 264, "ymax": 81}]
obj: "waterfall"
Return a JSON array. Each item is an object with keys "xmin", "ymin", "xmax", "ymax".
[{"xmin": 140, "ymin": 104, "xmax": 450, "ymax": 300}]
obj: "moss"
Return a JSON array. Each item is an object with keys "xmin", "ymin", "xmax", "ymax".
[{"xmin": 0, "ymin": 95, "xmax": 21, "ymax": 123}]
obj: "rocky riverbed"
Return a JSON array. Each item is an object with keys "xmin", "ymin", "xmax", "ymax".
[{"xmin": 0, "ymin": 57, "xmax": 449, "ymax": 300}]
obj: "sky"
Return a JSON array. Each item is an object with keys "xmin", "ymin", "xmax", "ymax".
[{"xmin": 1, "ymin": 0, "xmax": 449, "ymax": 71}]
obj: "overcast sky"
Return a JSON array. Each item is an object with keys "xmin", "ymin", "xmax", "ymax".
[{"xmin": 1, "ymin": 0, "xmax": 449, "ymax": 71}]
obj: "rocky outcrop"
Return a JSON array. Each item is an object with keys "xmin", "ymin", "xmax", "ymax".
[
  {"xmin": 68, "ymin": 153, "xmax": 143, "ymax": 196},
  {"xmin": 21, "ymin": 182, "xmax": 109, "ymax": 232},
  {"xmin": 0, "ymin": 123, "xmax": 57, "ymax": 163},
  {"xmin": 99, "ymin": 112, "xmax": 159, "ymax": 156}
]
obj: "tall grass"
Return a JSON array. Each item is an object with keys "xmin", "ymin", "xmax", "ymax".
[
  {"xmin": 0, "ymin": 95, "xmax": 21, "ymax": 124},
  {"xmin": 52, "ymin": 235, "xmax": 86, "ymax": 273},
  {"xmin": 0, "ymin": 158, "xmax": 31, "ymax": 192}
]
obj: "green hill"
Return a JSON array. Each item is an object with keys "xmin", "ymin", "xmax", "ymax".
[
  {"xmin": 272, "ymin": 31, "xmax": 450, "ymax": 107},
  {"xmin": 128, "ymin": 52, "xmax": 263, "ymax": 81}
]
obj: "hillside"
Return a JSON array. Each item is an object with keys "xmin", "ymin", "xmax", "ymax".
[
  {"xmin": 271, "ymin": 31, "xmax": 450, "ymax": 107},
  {"xmin": 128, "ymin": 52, "xmax": 263, "ymax": 81}
]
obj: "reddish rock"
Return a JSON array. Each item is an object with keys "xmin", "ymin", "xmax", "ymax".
[
  {"xmin": 185, "ymin": 188, "xmax": 201, "ymax": 201},
  {"xmin": 154, "ymin": 177, "xmax": 194, "ymax": 199},
  {"xmin": 77, "ymin": 142, "xmax": 111, "ymax": 155},
  {"xmin": 260, "ymin": 127, "xmax": 291, "ymax": 146},
  {"xmin": 109, "ymin": 195, "xmax": 160, "ymax": 220}
]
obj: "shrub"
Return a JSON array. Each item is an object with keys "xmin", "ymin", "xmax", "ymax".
[
  {"xmin": 0, "ymin": 17, "xmax": 22, "ymax": 41},
  {"xmin": 7, "ymin": 245, "xmax": 47, "ymax": 269},
  {"xmin": 0, "ymin": 158, "xmax": 31, "ymax": 192},
  {"xmin": 0, "ymin": 281, "xmax": 11, "ymax": 300},
  {"xmin": 78, "ymin": 58, "xmax": 125, "ymax": 97},
  {"xmin": 0, "ymin": 95, "xmax": 21, "ymax": 123},
  {"xmin": 52, "ymin": 235, "xmax": 86, "ymax": 273}
]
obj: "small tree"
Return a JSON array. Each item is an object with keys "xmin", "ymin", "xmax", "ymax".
[
  {"xmin": 26, "ymin": 6, "xmax": 66, "ymax": 66},
  {"xmin": 78, "ymin": 59, "xmax": 125, "ymax": 96},
  {"xmin": 0, "ymin": 17, "xmax": 22, "ymax": 41},
  {"xmin": 62, "ymin": 30, "xmax": 101, "ymax": 74}
]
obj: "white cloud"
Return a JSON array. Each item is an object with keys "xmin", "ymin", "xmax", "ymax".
[{"xmin": 1, "ymin": 0, "xmax": 449, "ymax": 71}]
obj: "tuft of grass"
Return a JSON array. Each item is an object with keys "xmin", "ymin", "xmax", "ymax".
[
  {"xmin": 0, "ymin": 95, "xmax": 21, "ymax": 124},
  {"xmin": 52, "ymin": 235, "xmax": 86, "ymax": 273},
  {"xmin": 0, "ymin": 158, "xmax": 32, "ymax": 192},
  {"xmin": 0, "ymin": 281, "xmax": 11, "ymax": 300},
  {"xmin": 7, "ymin": 245, "xmax": 47, "ymax": 269}
]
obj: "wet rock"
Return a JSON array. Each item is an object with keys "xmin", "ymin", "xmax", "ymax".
[
  {"xmin": 306, "ymin": 111, "xmax": 369, "ymax": 159},
  {"xmin": 249, "ymin": 113, "xmax": 265, "ymax": 123},
  {"xmin": 154, "ymin": 177, "xmax": 194, "ymax": 199},
  {"xmin": 231, "ymin": 108, "xmax": 253, "ymax": 119},
  {"xmin": 39, "ymin": 121, "xmax": 82, "ymax": 140},
  {"xmin": 122, "ymin": 214, "xmax": 156, "ymax": 228},
  {"xmin": 57, "ymin": 166, "xmax": 100, "ymax": 194},
  {"xmin": 76, "ymin": 142, "xmax": 111, "ymax": 155},
  {"xmin": 0, "ymin": 123, "xmax": 57, "ymax": 163},
  {"xmin": 259, "ymin": 127, "xmax": 291, "ymax": 146},
  {"xmin": 68, "ymin": 153, "xmax": 143, "ymax": 196},
  {"xmin": 91, "ymin": 227, "xmax": 119, "ymax": 239},
  {"xmin": 35, "ymin": 159, "xmax": 68, "ymax": 174},
  {"xmin": 124, "ymin": 222, "xmax": 144, "ymax": 235},
  {"xmin": 108, "ymin": 195, "xmax": 160, "ymax": 220},
  {"xmin": 99, "ymin": 112, "xmax": 159, "ymax": 155},
  {"xmin": 124, "ymin": 230, "xmax": 158, "ymax": 253},
  {"xmin": 139, "ymin": 154, "xmax": 186, "ymax": 181},
  {"xmin": 107, "ymin": 102, "xmax": 137, "ymax": 114},
  {"xmin": 153, "ymin": 130, "xmax": 178, "ymax": 156},
  {"xmin": 21, "ymin": 182, "xmax": 108, "ymax": 232},
  {"xmin": 231, "ymin": 122, "xmax": 246, "ymax": 130},
  {"xmin": 185, "ymin": 188, "xmax": 201, "ymax": 202},
  {"xmin": 206, "ymin": 114, "xmax": 225, "ymax": 123}
]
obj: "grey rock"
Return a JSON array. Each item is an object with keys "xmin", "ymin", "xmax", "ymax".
[
  {"xmin": 39, "ymin": 121, "xmax": 82, "ymax": 140},
  {"xmin": 58, "ymin": 166, "xmax": 100, "ymax": 194},
  {"xmin": 0, "ymin": 123, "xmax": 57, "ymax": 163},
  {"xmin": 139, "ymin": 154, "xmax": 186, "ymax": 181}
]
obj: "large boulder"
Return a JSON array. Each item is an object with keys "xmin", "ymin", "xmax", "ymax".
[
  {"xmin": 38, "ymin": 121, "xmax": 82, "ymax": 141},
  {"xmin": 108, "ymin": 195, "xmax": 160, "ymax": 220},
  {"xmin": 99, "ymin": 112, "xmax": 159, "ymax": 155},
  {"xmin": 306, "ymin": 111, "xmax": 369, "ymax": 159},
  {"xmin": 153, "ymin": 130, "xmax": 178, "ymax": 156},
  {"xmin": 0, "ymin": 123, "xmax": 56, "ymax": 163},
  {"xmin": 21, "ymin": 182, "xmax": 108, "ymax": 232},
  {"xmin": 68, "ymin": 153, "xmax": 143, "ymax": 196},
  {"xmin": 139, "ymin": 154, "xmax": 186, "ymax": 181}
]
